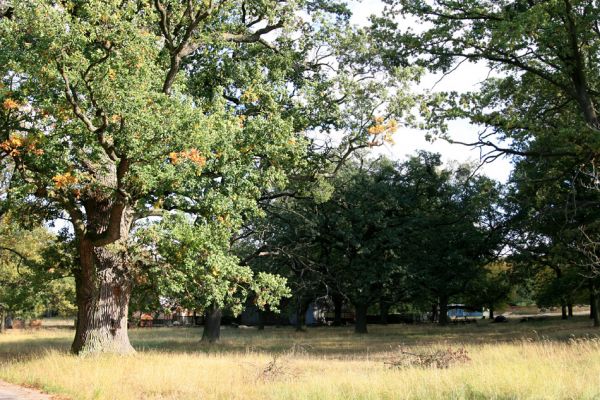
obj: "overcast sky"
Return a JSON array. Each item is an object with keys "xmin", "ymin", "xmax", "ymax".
[{"xmin": 349, "ymin": 1, "xmax": 513, "ymax": 183}]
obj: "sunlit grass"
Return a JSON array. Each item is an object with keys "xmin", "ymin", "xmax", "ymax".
[{"xmin": 1, "ymin": 317, "xmax": 599, "ymax": 399}]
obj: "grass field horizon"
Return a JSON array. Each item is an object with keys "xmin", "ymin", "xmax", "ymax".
[{"xmin": 1, "ymin": 316, "xmax": 600, "ymax": 399}]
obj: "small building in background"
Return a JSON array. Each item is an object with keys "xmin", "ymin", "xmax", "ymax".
[{"xmin": 447, "ymin": 304, "xmax": 483, "ymax": 319}]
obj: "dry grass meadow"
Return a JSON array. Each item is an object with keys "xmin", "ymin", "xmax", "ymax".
[{"xmin": 1, "ymin": 317, "xmax": 600, "ymax": 399}]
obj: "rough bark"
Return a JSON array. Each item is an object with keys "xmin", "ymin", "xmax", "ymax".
[
  {"xmin": 70, "ymin": 193, "xmax": 135, "ymax": 355},
  {"xmin": 354, "ymin": 303, "xmax": 368, "ymax": 334},
  {"xmin": 489, "ymin": 306, "xmax": 494, "ymax": 320},
  {"xmin": 568, "ymin": 303, "xmax": 573, "ymax": 318},
  {"xmin": 438, "ymin": 296, "xmax": 449, "ymax": 326},
  {"xmin": 0, "ymin": 308, "xmax": 5, "ymax": 334},
  {"xmin": 71, "ymin": 240, "xmax": 134, "ymax": 355},
  {"xmin": 332, "ymin": 293, "xmax": 343, "ymax": 326},
  {"xmin": 201, "ymin": 305, "xmax": 222, "ymax": 343}
]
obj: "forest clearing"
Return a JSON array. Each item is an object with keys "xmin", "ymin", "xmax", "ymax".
[{"xmin": 1, "ymin": 317, "xmax": 599, "ymax": 399}]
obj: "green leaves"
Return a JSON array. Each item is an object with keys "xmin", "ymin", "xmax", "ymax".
[
  {"xmin": 0, "ymin": 215, "xmax": 76, "ymax": 318},
  {"xmin": 135, "ymin": 212, "xmax": 290, "ymax": 315}
]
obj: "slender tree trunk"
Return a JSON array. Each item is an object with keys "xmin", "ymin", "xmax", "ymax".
[
  {"xmin": 332, "ymin": 293, "xmax": 343, "ymax": 326},
  {"xmin": 201, "ymin": 305, "xmax": 222, "ymax": 343},
  {"xmin": 354, "ymin": 303, "xmax": 368, "ymax": 334},
  {"xmin": 257, "ymin": 309, "xmax": 265, "ymax": 331},
  {"xmin": 295, "ymin": 298, "xmax": 310, "ymax": 332},
  {"xmin": 561, "ymin": 301, "xmax": 568, "ymax": 320},
  {"xmin": 71, "ymin": 239, "xmax": 134, "ymax": 355},
  {"xmin": 590, "ymin": 290, "xmax": 596, "ymax": 320},
  {"xmin": 438, "ymin": 296, "xmax": 449, "ymax": 326},
  {"xmin": 379, "ymin": 300, "xmax": 390, "ymax": 325},
  {"xmin": 430, "ymin": 302, "xmax": 438, "ymax": 323},
  {"xmin": 0, "ymin": 308, "xmax": 5, "ymax": 334},
  {"xmin": 593, "ymin": 295, "xmax": 600, "ymax": 328},
  {"xmin": 568, "ymin": 303, "xmax": 573, "ymax": 318},
  {"xmin": 591, "ymin": 279, "xmax": 600, "ymax": 328},
  {"xmin": 489, "ymin": 306, "xmax": 494, "ymax": 320}
]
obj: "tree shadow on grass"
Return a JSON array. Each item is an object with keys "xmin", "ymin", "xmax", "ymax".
[
  {"xmin": 1, "ymin": 316, "xmax": 598, "ymax": 362},
  {"xmin": 0, "ymin": 335, "xmax": 71, "ymax": 363},
  {"xmin": 129, "ymin": 315, "xmax": 600, "ymax": 358}
]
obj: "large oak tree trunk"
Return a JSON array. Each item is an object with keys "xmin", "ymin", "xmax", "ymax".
[
  {"xmin": 568, "ymin": 303, "xmax": 573, "ymax": 318},
  {"xmin": 354, "ymin": 303, "xmax": 368, "ymax": 334},
  {"xmin": 71, "ymin": 240, "xmax": 134, "ymax": 355},
  {"xmin": 489, "ymin": 306, "xmax": 494, "ymax": 320},
  {"xmin": 201, "ymin": 305, "xmax": 222, "ymax": 343}
]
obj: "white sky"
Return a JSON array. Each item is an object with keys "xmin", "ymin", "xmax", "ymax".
[{"xmin": 349, "ymin": 0, "xmax": 514, "ymax": 182}]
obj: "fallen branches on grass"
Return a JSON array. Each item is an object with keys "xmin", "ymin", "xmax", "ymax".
[{"xmin": 385, "ymin": 346, "xmax": 471, "ymax": 369}]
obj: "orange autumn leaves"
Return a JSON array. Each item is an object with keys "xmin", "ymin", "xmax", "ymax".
[
  {"xmin": 2, "ymin": 98, "xmax": 19, "ymax": 110},
  {"xmin": 1, "ymin": 98, "xmax": 45, "ymax": 157},
  {"xmin": 52, "ymin": 172, "xmax": 78, "ymax": 189},
  {"xmin": 0, "ymin": 135, "xmax": 44, "ymax": 157},
  {"xmin": 367, "ymin": 116, "xmax": 398, "ymax": 146},
  {"xmin": 169, "ymin": 149, "xmax": 207, "ymax": 167}
]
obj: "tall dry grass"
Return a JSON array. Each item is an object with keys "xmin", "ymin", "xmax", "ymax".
[{"xmin": 1, "ymin": 318, "xmax": 599, "ymax": 399}]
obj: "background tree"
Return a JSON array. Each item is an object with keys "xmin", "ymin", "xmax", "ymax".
[
  {"xmin": 400, "ymin": 153, "xmax": 504, "ymax": 325},
  {"xmin": 466, "ymin": 261, "xmax": 512, "ymax": 320},
  {"xmin": 136, "ymin": 213, "xmax": 290, "ymax": 343},
  {"xmin": 370, "ymin": 1, "xmax": 600, "ymax": 325},
  {"xmin": 0, "ymin": 215, "xmax": 76, "ymax": 332}
]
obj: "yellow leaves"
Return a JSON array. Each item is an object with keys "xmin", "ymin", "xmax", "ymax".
[
  {"xmin": 52, "ymin": 172, "xmax": 78, "ymax": 189},
  {"xmin": 238, "ymin": 115, "xmax": 247, "ymax": 128},
  {"xmin": 367, "ymin": 116, "xmax": 399, "ymax": 146},
  {"xmin": 153, "ymin": 198, "xmax": 164, "ymax": 210},
  {"xmin": 2, "ymin": 98, "xmax": 20, "ymax": 110},
  {"xmin": 108, "ymin": 68, "xmax": 117, "ymax": 81},
  {"xmin": 241, "ymin": 88, "xmax": 259, "ymax": 103},
  {"xmin": 217, "ymin": 214, "xmax": 230, "ymax": 226},
  {"xmin": 169, "ymin": 149, "xmax": 207, "ymax": 167},
  {"xmin": 0, "ymin": 135, "xmax": 44, "ymax": 157},
  {"xmin": 56, "ymin": 107, "xmax": 72, "ymax": 122},
  {"xmin": 240, "ymin": 144, "xmax": 255, "ymax": 154}
]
